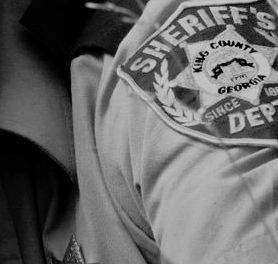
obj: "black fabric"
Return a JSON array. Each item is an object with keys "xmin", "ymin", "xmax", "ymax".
[
  {"xmin": 0, "ymin": 131, "xmax": 76, "ymax": 264},
  {"xmin": 0, "ymin": 0, "xmax": 74, "ymax": 168},
  {"xmin": 70, "ymin": 0, "xmax": 149, "ymax": 57},
  {"xmin": 1, "ymin": 150, "xmax": 46, "ymax": 264},
  {"xmin": 0, "ymin": 181, "xmax": 21, "ymax": 264},
  {"xmin": 20, "ymin": 0, "xmax": 89, "ymax": 59},
  {"xmin": 20, "ymin": 0, "xmax": 149, "ymax": 59}
]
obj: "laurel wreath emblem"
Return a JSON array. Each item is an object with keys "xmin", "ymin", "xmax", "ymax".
[{"xmin": 153, "ymin": 59, "xmax": 200, "ymax": 126}]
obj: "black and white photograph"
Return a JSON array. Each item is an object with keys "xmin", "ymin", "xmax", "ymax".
[{"xmin": 1, "ymin": 0, "xmax": 278, "ymax": 263}]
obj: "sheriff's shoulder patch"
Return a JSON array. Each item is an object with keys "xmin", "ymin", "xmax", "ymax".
[{"xmin": 118, "ymin": 0, "xmax": 278, "ymax": 147}]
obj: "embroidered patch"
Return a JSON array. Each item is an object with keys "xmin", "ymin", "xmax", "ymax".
[{"xmin": 118, "ymin": 0, "xmax": 278, "ymax": 147}]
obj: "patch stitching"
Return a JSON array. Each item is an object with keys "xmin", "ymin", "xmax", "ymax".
[{"xmin": 118, "ymin": 0, "xmax": 278, "ymax": 147}]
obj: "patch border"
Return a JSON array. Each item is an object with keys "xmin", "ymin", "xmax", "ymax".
[{"xmin": 117, "ymin": 0, "xmax": 278, "ymax": 147}]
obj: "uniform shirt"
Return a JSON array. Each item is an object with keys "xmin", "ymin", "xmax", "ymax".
[{"xmin": 71, "ymin": 0, "xmax": 278, "ymax": 263}]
